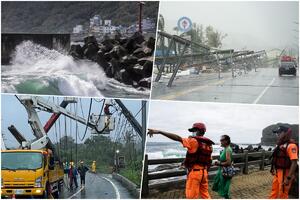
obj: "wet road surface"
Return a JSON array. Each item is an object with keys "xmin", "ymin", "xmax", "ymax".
[
  {"xmin": 151, "ymin": 67, "xmax": 298, "ymax": 106},
  {"xmin": 60, "ymin": 172, "xmax": 134, "ymax": 199}
]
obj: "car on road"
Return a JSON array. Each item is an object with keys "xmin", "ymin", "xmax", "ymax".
[{"xmin": 279, "ymin": 61, "xmax": 297, "ymax": 76}]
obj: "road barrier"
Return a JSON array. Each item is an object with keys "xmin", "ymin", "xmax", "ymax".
[
  {"xmin": 141, "ymin": 150, "xmax": 272, "ymax": 196},
  {"xmin": 112, "ymin": 173, "xmax": 140, "ymax": 198}
]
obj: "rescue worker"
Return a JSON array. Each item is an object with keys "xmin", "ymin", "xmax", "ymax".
[
  {"xmin": 269, "ymin": 125, "xmax": 298, "ymax": 199},
  {"xmin": 68, "ymin": 163, "xmax": 78, "ymax": 189},
  {"xmin": 77, "ymin": 161, "xmax": 89, "ymax": 187},
  {"xmin": 91, "ymin": 161, "xmax": 97, "ymax": 173},
  {"xmin": 148, "ymin": 122, "xmax": 215, "ymax": 199},
  {"xmin": 64, "ymin": 161, "xmax": 69, "ymax": 178}
]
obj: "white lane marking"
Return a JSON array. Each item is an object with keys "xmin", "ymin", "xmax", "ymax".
[
  {"xmin": 67, "ymin": 186, "xmax": 85, "ymax": 199},
  {"xmin": 253, "ymin": 78, "xmax": 275, "ymax": 104},
  {"xmin": 101, "ymin": 176, "xmax": 121, "ymax": 199}
]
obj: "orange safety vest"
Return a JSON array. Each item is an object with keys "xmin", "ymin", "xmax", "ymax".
[{"xmin": 183, "ymin": 136, "xmax": 215, "ymax": 169}]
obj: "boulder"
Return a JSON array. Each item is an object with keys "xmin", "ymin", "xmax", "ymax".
[
  {"xmin": 132, "ymin": 81, "xmax": 139, "ymax": 88},
  {"xmin": 110, "ymin": 58, "xmax": 121, "ymax": 76},
  {"xmin": 84, "ymin": 43, "xmax": 99, "ymax": 61},
  {"xmin": 138, "ymin": 57, "xmax": 153, "ymax": 66},
  {"xmin": 133, "ymin": 46, "xmax": 152, "ymax": 58},
  {"xmin": 100, "ymin": 39, "xmax": 114, "ymax": 53},
  {"xmin": 96, "ymin": 50, "xmax": 110, "ymax": 70},
  {"xmin": 129, "ymin": 62, "xmax": 153, "ymax": 78},
  {"xmin": 69, "ymin": 32, "xmax": 155, "ymax": 88},
  {"xmin": 146, "ymin": 37, "xmax": 156, "ymax": 53},
  {"xmin": 84, "ymin": 35, "xmax": 98, "ymax": 46},
  {"xmin": 109, "ymin": 45, "xmax": 127, "ymax": 60},
  {"xmin": 130, "ymin": 31, "xmax": 145, "ymax": 44},
  {"xmin": 120, "ymin": 55, "xmax": 138, "ymax": 68},
  {"xmin": 132, "ymin": 64, "xmax": 144, "ymax": 76},
  {"xmin": 124, "ymin": 32, "xmax": 145, "ymax": 53},
  {"xmin": 138, "ymin": 77, "xmax": 151, "ymax": 88},
  {"xmin": 105, "ymin": 64, "xmax": 114, "ymax": 78},
  {"xmin": 115, "ymin": 69, "xmax": 133, "ymax": 85},
  {"xmin": 119, "ymin": 37, "xmax": 128, "ymax": 45},
  {"xmin": 69, "ymin": 44, "xmax": 84, "ymax": 59},
  {"xmin": 104, "ymin": 52, "xmax": 112, "ymax": 62},
  {"xmin": 143, "ymin": 60, "xmax": 153, "ymax": 77}
]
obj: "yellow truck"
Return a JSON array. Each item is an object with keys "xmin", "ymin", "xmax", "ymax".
[{"xmin": 1, "ymin": 149, "xmax": 64, "ymax": 198}]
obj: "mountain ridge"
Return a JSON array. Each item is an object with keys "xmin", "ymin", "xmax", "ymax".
[{"xmin": 2, "ymin": 1, "xmax": 159, "ymax": 33}]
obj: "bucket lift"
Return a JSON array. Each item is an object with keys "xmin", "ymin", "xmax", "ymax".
[{"xmin": 11, "ymin": 96, "xmax": 114, "ymax": 157}]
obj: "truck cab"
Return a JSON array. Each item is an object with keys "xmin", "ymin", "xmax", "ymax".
[
  {"xmin": 1, "ymin": 149, "xmax": 64, "ymax": 198},
  {"xmin": 279, "ymin": 56, "xmax": 297, "ymax": 76}
]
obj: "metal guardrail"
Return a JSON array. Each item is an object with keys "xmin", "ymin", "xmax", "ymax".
[{"xmin": 142, "ymin": 150, "xmax": 272, "ymax": 196}]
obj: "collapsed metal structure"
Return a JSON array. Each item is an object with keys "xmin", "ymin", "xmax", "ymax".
[{"xmin": 155, "ymin": 31, "xmax": 268, "ymax": 87}]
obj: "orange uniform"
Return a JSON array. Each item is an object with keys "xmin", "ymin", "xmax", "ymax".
[
  {"xmin": 182, "ymin": 137, "xmax": 211, "ymax": 199},
  {"xmin": 269, "ymin": 143, "xmax": 298, "ymax": 199}
]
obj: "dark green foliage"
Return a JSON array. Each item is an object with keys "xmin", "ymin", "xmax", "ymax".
[
  {"xmin": 54, "ymin": 134, "xmax": 143, "ymax": 185},
  {"xmin": 2, "ymin": 1, "xmax": 159, "ymax": 33}
]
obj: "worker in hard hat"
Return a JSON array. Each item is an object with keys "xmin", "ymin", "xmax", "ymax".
[
  {"xmin": 77, "ymin": 161, "xmax": 89, "ymax": 187},
  {"xmin": 92, "ymin": 161, "xmax": 96, "ymax": 173},
  {"xmin": 148, "ymin": 122, "xmax": 215, "ymax": 199},
  {"xmin": 269, "ymin": 126, "xmax": 298, "ymax": 199}
]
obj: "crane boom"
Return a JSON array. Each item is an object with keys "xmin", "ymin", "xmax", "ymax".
[
  {"xmin": 18, "ymin": 96, "xmax": 100, "ymax": 133},
  {"xmin": 43, "ymin": 100, "xmax": 70, "ymax": 133},
  {"xmin": 16, "ymin": 96, "xmax": 106, "ymax": 154}
]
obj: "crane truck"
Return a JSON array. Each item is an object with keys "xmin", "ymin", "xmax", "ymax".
[{"xmin": 1, "ymin": 96, "xmax": 114, "ymax": 198}]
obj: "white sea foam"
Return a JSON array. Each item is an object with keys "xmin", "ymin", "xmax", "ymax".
[{"xmin": 2, "ymin": 40, "xmax": 149, "ymax": 97}]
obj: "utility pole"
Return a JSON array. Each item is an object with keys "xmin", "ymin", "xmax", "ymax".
[
  {"xmin": 138, "ymin": 1, "xmax": 145, "ymax": 33},
  {"xmin": 115, "ymin": 99, "xmax": 143, "ymax": 138}
]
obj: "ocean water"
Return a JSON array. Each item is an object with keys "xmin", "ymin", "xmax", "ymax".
[
  {"xmin": 1, "ymin": 41, "xmax": 150, "ymax": 98},
  {"xmin": 146, "ymin": 142, "xmax": 274, "ymax": 183},
  {"xmin": 146, "ymin": 142, "xmax": 274, "ymax": 159}
]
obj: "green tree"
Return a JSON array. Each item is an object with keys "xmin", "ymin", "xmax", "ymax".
[
  {"xmin": 205, "ymin": 25, "xmax": 227, "ymax": 48},
  {"xmin": 158, "ymin": 14, "xmax": 165, "ymax": 31}
]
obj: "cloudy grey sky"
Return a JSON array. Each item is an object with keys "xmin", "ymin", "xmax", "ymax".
[
  {"xmin": 160, "ymin": 1, "xmax": 299, "ymax": 52},
  {"xmin": 147, "ymin": 100, "xmax": 298, "ymax": 144}
]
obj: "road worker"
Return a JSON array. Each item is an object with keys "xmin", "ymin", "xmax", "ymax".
[
  {"xmin": 92, "ymin": 161, "xmax": 96, "ymax": 173},
  {"xmin": 269, "ymin": 125, "xmax": 298, "ymax": 199},
  {"xmin": 148, "ymin": 122, "xmax": 215, "ymax": 199},
  {"xmin": 68, "ymin": 162, "xmax": 78, "ymax": 189},
  {"xmin": 78, "ymin": 161, "xmax": 89, "ymax": 187}
]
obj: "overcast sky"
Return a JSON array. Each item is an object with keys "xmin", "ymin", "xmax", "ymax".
[
  {"xmin": 1, "ymin": 94, "xmax": 146, "ymax": 149},
  {"xmin": 147, "ymin": 100, "xmax": 298, "ymax": 144},
  {"xmin": 160, "ymin": 1, "xmax": 299, "ymax": 52}
]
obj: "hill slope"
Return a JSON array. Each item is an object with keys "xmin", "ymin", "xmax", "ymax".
[{"xmin": 2, "ymin": 1, "xmax": 159, "ymax": 33}]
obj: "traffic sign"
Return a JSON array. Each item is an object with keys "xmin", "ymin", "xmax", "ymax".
[{"xmin": 177, "ymin": 16, "xmax": 192, "ymax": 32}]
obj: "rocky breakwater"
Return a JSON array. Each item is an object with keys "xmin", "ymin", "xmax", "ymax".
[{"xmin": 69, "ymin": 32, "xmax": 155, "ymax": 90}]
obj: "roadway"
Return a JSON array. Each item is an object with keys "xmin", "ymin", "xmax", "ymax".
[
  {"xmin": 60, "ymin": 172, "xmax": 135, "ymax": 199},
  {"xmin": 151, "ymin": 67, "xmax": 298, "ymax": 106}
]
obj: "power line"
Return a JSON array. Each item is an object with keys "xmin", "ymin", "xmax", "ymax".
[
  {"xmin": 79, "ymin": 98, "xmax": 93, "ymax": 141},
  {"xmin": 74, "ymin": 103, "xmax": 78, "ymax": 165}
]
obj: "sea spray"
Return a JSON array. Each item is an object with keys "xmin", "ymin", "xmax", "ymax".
[{"xmin": 2, "ymin": 41, "xmax": 149, "ymax": 97}]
